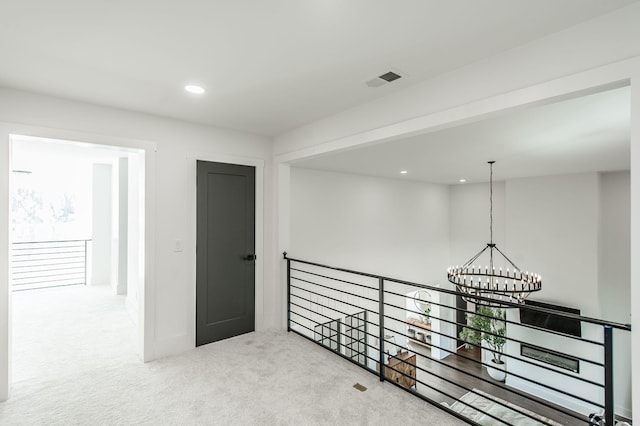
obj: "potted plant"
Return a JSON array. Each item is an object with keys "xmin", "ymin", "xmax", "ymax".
[
  {"xmin": 423, "ymin": 306, "xmax": 431, "ymax": 325},
  {"xmin": 459, "ymin": 305, "xmax": 507, "ymax": 381}
]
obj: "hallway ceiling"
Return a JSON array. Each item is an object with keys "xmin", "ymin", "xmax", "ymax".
[
  {"xmin": 0, "ymin": 0, "xmax": 637, "ymax": 136},
  {"xmin": 292, "ymin": 86, "xmax": 630, "ymax": 184}
]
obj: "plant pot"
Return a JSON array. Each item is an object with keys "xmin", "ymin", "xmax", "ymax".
[{"xmin": 487, "ymin": 359, "xmax": 506, "ymax": 381}]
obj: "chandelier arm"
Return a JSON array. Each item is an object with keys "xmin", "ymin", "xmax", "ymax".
[
  {"xmin": 461, "ymin": 245, "xmax": 490, "ymax": 268},
  {"xmin": 493, "ymin": 245, "xmax": 523, "ymax": 272}
]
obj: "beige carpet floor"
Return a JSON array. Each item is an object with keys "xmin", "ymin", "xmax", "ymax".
[{"xmin": 1, "ymin": 285, "xmax": 465, "ymax": 425}]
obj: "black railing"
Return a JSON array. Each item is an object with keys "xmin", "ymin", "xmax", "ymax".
[
  {"xmin": 11, "ymin": 239, "xmax": 91, "ymax": 291},
  {"xmin": 284, "ymin": 253, "xmax": 631, "ymax": 426}
]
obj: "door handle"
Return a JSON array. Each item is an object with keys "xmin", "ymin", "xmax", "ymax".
[{"xmin": 245, "ymin": 254, "xmax": 257, "ymax": 261}]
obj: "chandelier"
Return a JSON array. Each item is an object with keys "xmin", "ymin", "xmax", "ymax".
[{"xmin": 447, "ymin": 161, "xmax": 542, "ymax": 306}]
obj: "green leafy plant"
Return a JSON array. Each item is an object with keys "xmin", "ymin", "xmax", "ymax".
[
  {"xmin": 459, "ymin": 306, "xmax": 506, "ymax": 364},
  {"xmin": 423, "ymin": 307, "xmax": 431, "ymax": 322}
]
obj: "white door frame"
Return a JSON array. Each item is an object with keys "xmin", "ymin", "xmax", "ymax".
[{"xmin": 0, "ymin": 123, "xmax": 157, "ymax": 400}]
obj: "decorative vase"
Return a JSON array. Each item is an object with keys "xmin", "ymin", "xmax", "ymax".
[{"xmin": 487, "ymin": 359, "xmax": 506, "ymax": 381}]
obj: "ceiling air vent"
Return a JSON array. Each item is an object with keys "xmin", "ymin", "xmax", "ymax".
[{"xmin": 366, "ymin": 70, "xmax": 403, "ymax": 88}]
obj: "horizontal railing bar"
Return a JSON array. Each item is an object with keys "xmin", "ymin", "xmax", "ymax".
[
  {"xmin": 12, "ymin": 246, "xmax": 85, "ymax": 252},
  {"xmin": 401, "ymin": 317, "xmax": 605, "ymax": 384},
  {"xmin": 293, "ymin": 279, "xmax": 605, "ymax": 371},
  {"xmin": 12, "ymin": 272, "xmax": 84, "ymax": 281},
  {"xmin": 383, "ymin": 298, "xmax": 606, "ymax": 367},
  {"xmin": 291, "ymin": 275, "xmax": 379, "ymax": 303},
  {"xmin": 285, "ymin": 254, "xmax": 630, "ymax": 330},
  {"xmin": 384, "ymin": 359, "xmax": 509, "ymax": 425},
  {"xmin": 12, "ymin": 261, "xmax": 84, "ymax": 269},
  {"xmin": 12, "ymin": 256, "xmax": 85, "ymax": 263},
  {"xmin": 12, "ymin": 276, "xmax": 86, "ymax": 285},
  {"xmin": 384, "ymin": 323, "xmax": 605, "ymax": 409},
  {"xmin": 290, "ymin": 284, "xmax": 378, "ymax": 317},
  {"xmin": 12, "ymin": 248, "xmax": 85, "ymax": 255},
  {"xmin": 290, "ymin": 302, "xmax": 587, "ymax": 424},
  {"xmin": 289, "ymin": 294, "xmax": 378, "ymax": 330},
  {"xmin": 398, "ymin": 343, "xmax": 587, "ymax": 423},
  {"xmin": 385, "ymin": 288, "xmax": 605, "ymax": 347},
  {"xmin": 286, "ymin": 325, "xmax": 483, "ymax": 426},
  {"xmin": 12, "ymin": 282, "xmax": 85, "ymax": 292},
  {"xmin": 11, "ymin": 242, "xmax": 86, "ymax": 251},
  {"xmin": 13, "ymin": 266, "xmax": 84, "ymax": 274},
  {"xmin": 288, "ymin": 321, "xmax": 380, "ymax": 367},
  {"xmin": 384, "ymin": 276, "xmax": 631, "ymax": 332},
  {"xmin": 385, "ymin": 328, "xmax": 604, "ymax": 415},
  {"xmin": 384, "ymin": 376, "xmax": 494, "ymax": 426},
  {"xmin": 288, "ymin": 312, "xmax": 381, "ymax": 357},
  {"xmin": 293, "ymin": 281, "xmax": 605, "ymax": 382},
  {"xmin": 12, "ymin": 239, "xmax": 92, "ymax": 244},
  {"xmin": 393, "ymin": 289, "xmax": 606, "ymax": 345},
  {"xmin": 289, "ymin": 305, "xmax": 380, "ymax": 345},
  {"xmin": 387, "ymin": 310, "xmax": 606, "ymax": 382},
  {"xmin": 383, "ymin": 357, "xmax": 563, "ymax": 426},
  {"xmin": 290, "ymin": 267, "xmax": 377, "ymax": 291},
  {"xmin": 289, "ymin": 302, "xmax": 379, "ymax": 336},
  {"xmin": 11, "ymin": 250, "xmax": 84, "ymax": 262}
]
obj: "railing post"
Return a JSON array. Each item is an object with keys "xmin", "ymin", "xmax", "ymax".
[
  {"xmin": 603, "ymin": 325, "xmax": 614, "ymax": 426},
  {"xmin": 286, "ymin": 255, "xmax": 291, "ymax": 332},
  {"xmin": 378, "ymin": 277, "xmax": 385, "ymax": 382}
]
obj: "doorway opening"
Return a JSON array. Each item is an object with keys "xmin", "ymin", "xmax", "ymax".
[{"xmin": 9, "ymin": 134, "xmax": 146, "ymax": 388}]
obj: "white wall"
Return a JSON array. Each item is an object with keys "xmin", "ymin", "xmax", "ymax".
[
  {"xmin": 91, "ymin": 163, "xmax": 112, "ymax": 286},
  {"xmin": 630, "ymin": 70, "xmax": 640, "ymax": 422},
  {"xmin": 504, "ymin": 173, "xmax": 602, "ymax": 414},
  {"xmin": 290, "ymin": 167, "xmax": 449, "ymax": 284},
  {"xmin": 125, "ymin": 151, "xmax": 143, "ymax": 327},
  {"xmin": 599, "ymin": 171, "xmax": 632, "ymax": 415},
  {"xmin": 506, "ymin": 174, "xmax": 600, "ymax": 314},
  {"xmin": 599, "ymin": 171, "xmax": 631, "ymax": 320},
  {"xmin": 0, "ymin": 87, "xmax": 274, "ymax": 399},
  {"xmin": 116, "ymin": 157, "xmax": 129, "ymax": 296}
]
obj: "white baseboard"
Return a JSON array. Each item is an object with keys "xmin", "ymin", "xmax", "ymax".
[
  {"xmin": 614, "ymin": 403, "xmax": 632, "ymax": 421},
  {"xmin": 506, "ymin": 376, "xmax": 632, "ymax": 419},
  {"xmin": 506, "ymin": 376, "xmax": 599, "ymax": 416},
  {"xmin": 154, "ymin": 334, "xmax": 193, "ymax": 359}
]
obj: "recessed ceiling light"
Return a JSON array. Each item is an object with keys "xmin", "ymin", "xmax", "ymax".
[
  {"xmin": 459, "ymin": 178, "xmax": 467, "ymax": 183},
  {"xmin": 400, "ymin": 170, "xmax": 408, "ymax": 174},
  {"xmin": 185, "ymin": 85, "xmax": 205, "ymax": 94}
]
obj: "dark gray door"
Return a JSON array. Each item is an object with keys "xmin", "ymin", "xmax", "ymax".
[{"xmin": 196, "ymin": 161, "xmax": 255, "ymax": 346}]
